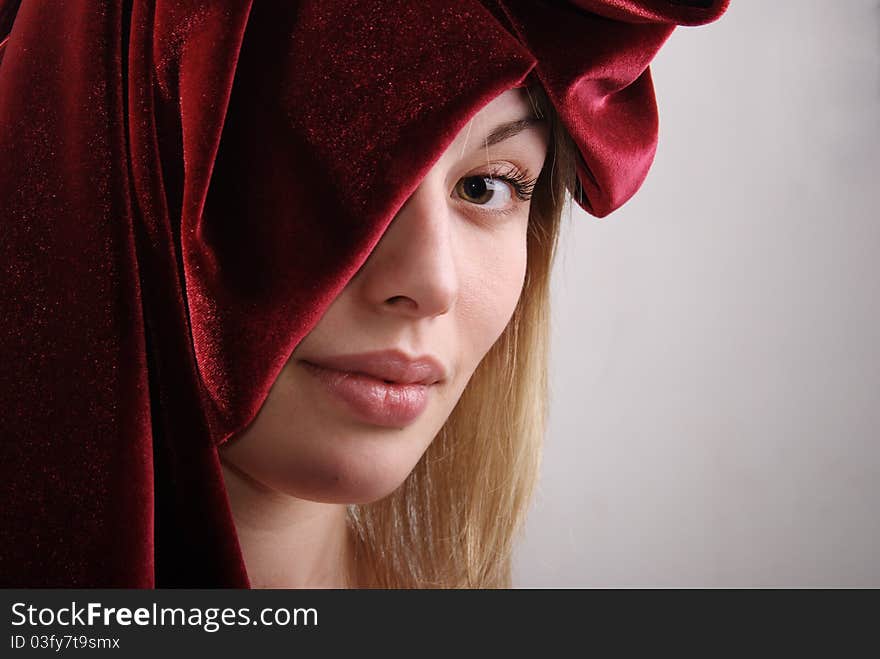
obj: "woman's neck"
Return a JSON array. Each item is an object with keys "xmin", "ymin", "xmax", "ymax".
[{"xmin": 219, "ymin": 459, "xmax": 352, "ymax": 588}]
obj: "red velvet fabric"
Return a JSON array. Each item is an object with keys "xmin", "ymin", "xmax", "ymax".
[{"xmin": 0, "ymin": 1, "xmax": 728, "ymax": 587}]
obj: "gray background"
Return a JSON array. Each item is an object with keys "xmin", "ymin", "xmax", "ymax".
[{"xmin": 513, "ymin": 0, "xmax": 880, "ymax": 587}]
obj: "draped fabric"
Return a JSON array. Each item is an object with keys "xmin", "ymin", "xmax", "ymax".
[{"xmin": 0, "ymin": 0, "xmax": 728, "ymax": 587}]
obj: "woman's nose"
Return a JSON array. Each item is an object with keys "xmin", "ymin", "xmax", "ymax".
[{"xmin": 357, "ymin": 177, "xmax": 460, "ymax": 319}]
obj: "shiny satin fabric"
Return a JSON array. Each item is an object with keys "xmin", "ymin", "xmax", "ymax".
[{"xmin": 0, "ymin": 0, "xmax": 728, "ymax": 586}]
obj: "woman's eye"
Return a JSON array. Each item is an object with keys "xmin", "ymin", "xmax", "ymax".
[{"xmin": 454, "ymin": 176, "xmax": 513, "ymax": 209}]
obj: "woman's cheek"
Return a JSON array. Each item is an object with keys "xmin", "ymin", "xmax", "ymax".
[{"xmin": 458, "ymin": 226, "xmax": 528, "ymax": 356}]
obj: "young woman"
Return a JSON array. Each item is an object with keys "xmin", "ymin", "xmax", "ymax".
[
  {"xmin": 0, "ymin": 0, "xmax": 729, "ymax": 588},
  {"xmin": 219, "ymin": 84, "xmax": 576, "ymax": 588}
]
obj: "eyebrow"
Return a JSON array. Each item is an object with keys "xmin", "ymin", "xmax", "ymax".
[{"xmin": 482, "ymin": 116, "xmax": 544, "ymax": 149}]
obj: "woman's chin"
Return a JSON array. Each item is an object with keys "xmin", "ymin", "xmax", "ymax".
[{"xmin": 224, "ymin": 445, "xmax": 421, "ymax": 506}]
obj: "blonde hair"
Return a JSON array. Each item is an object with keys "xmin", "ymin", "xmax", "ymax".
[{"xmin": 348, "ymin": 85, "xmax": 579, "ymax": 587}]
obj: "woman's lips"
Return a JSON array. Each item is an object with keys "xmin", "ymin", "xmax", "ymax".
[{"xmin": 300, "ymin": 361, "xmax": 432, "ymax": 428}]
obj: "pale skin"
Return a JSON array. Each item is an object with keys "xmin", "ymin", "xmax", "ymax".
[{"xmin": 218, "ymin": 87, "xmax": 550, "ymax": 588}]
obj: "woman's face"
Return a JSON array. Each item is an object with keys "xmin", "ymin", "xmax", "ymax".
[{"xmin": 219, "ymin": 87, "xmax": 549, "ymax": 504}]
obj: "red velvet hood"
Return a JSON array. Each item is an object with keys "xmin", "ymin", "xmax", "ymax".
[{"xmin": 0, "ymin": 0, "xmax": 728, "ymax": 586}]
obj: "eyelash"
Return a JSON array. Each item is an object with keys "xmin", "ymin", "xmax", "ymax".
[{"xmin": 484, "ymin": 163, "xmax": 538, "ymax": 203}]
